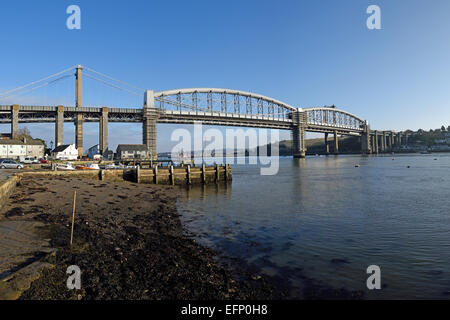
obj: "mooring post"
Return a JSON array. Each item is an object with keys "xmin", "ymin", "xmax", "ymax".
[
  {"xmin": 153, "ymin": 165, "xmax": 158, "ymax": 184},
  {"xmin": 201, "ymin": 163, "xmax": 206, "ymax": 184},
  {"xmin": 136, "ymin": 166, "xmax": 140, "ymax": 183},
  {"xmin": 224, "ymin": 164, "xmax": 229, "ymax": 181},
  {"xmin": 215, "ymin": 164, "xmax": 219, "ymax": 183},
  {"xmin": 169, "ymin": 165, "xmax": 174, "ymax": 185},
  {"xmin": 186, "ymin": 165, "xmax": 191, "ymax": 185}
]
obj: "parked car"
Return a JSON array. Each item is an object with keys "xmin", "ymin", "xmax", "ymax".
[
  {"xmin": 21, "ymin": 157, "xmax": 39, "ymax": 164},
  {"xmin": 39, "ymin": 158, "xmax": 49, "ymax": 164},
  {"xmin": 0, "ymin": 160, "xmax": 24, "ymax": 169}
]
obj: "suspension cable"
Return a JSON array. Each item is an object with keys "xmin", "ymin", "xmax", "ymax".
[
  {"xmin": 0, "ymin": 66, "xmax": 76, "ymax": 98},
  {"xmin": 0, "ymin": 74, "xmax": 73, "ymax": 101},
  {"xmin": 83, "ymin": 73, "xmax": 142, "ymax": 97},
  {"xmin": 83, "ymin": 66, "xmax": 145, "ymax": 92}
]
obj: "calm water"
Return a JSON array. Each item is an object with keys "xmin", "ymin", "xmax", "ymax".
[{"xmin": 177, "ymin": 154, "xmax": 450, "ymax": 299}]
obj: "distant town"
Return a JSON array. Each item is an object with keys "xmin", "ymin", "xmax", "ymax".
[{"xmin": 1, "ymin": 125, "xmax": 450, "ymax": 164}]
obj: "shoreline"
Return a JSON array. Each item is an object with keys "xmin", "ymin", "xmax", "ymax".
[
  {"xmin": 0, "ymin": 174, "xmax": 365, "ymax": 300},
  {"xmin": 1, "ymin": 175, "xmax": 281, "ymax": 300}
]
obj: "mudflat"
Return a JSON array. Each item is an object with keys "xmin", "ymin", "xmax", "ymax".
[{"xmin": 0, "ymin": 175, "xmax": 279, "ymax": 299}]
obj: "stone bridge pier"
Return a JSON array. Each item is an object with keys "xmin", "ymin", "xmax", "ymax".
[
  {"xmin": 361, "ymin": 122, "xmax": 371, "ymax": 154},
  {"xmin": 11, "ymin": 105, "xmax": 19, "ymax": 139},
  {"xmin": 55, "ymin": 106, "xmax": 64, "ymax": 147},
  {"xmin": 291, "ymin": 109, "xmax": 307, "ymax": 158},
  {"xmin": 143, "ymin": 90, "xmax": 159, "ymax": 160},
  {"xmin": 99, "ymin": 107, "xmax": 109, "ymax": 155}
]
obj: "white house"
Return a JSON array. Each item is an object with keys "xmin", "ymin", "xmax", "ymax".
[
  {"xmin": 115, "ymin": 144, "xmax": 149, "ymax": 160},
  {"xmin": 51, "ymin": 144, "xmax": 78, "ymax": 160},
  {"xmin": 0, "ymin": 138, "xmax": 45, "ymax": 159}
]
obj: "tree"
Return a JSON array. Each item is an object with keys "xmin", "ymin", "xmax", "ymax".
[{"xmin": 16, "ymin": 127, "xmax": 31, "ymax": 140}]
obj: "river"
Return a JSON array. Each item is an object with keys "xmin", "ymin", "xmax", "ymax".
[{"xmin": 177, "ymin": 154, "xmax": 450, "ymax": 299}]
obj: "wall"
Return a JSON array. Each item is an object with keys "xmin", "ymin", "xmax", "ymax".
[{"xmin": 0, "ymin": 175, "xmax": 21, "ymax": 216}]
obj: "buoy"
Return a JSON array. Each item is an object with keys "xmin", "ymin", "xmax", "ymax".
[{"xmin": 407, "ymin": 165, "xmax": 410, "ymax": 168}]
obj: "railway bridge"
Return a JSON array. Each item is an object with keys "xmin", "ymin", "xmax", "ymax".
[{"xmin": 0, "ymin": 65, "xmax": 408, "ymax": 158}]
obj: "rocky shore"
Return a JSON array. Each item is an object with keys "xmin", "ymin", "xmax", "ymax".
[{"xmin": 1, "ymin": 175, "xmax": 280, "ymax": 300}]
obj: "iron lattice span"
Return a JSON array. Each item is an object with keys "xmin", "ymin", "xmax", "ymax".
[{"xmin": 1, "ymin": 88, "xmax": 404, "ymax": 158}]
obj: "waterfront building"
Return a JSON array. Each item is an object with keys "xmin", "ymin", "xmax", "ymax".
[
  {"xmin": 115, "ymin": 144, "xmax": 149, "ymax": 160},
  {"xmin": 87, "ymin": 144, "xmax": 100, "ymax": 159},
  {"xmin": 51, "ymin": 144, "xmax": 78, "ymax": 160},
  {"xmin": 0, "ymin": 138, "xmax": 45, "ymax": 159}
]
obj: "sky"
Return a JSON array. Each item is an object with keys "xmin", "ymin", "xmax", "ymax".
[{"xmin": 1, "ymin": 0, "xmax": 450, "ymax": 152}]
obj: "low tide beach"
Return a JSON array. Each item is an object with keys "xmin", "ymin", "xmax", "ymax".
[{"xmin": 0, "ymin": 175, "xmax": 280, "ymax": 300}]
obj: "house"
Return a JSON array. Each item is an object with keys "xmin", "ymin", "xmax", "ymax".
[
  {"xmin": 103, "ymin": 149, "xmax": 114, "ymax": 160},
  {"xmin": 87, "ymin": 144, "xmax": 100, "ymax": 159},
  {"xmin": 88, "ymin": 144, "xmax": 114, "ymax": 160},
  {"xmin": 51, "ymin": 144, "xmax": 78, "ymax": 160},
  {"xmin": 115, "ymin": 144, "xmax": 149, "ymax": 160},
  {"xmin": 0, "ymin": 138, "xmax": 45, "ymax": 159}
]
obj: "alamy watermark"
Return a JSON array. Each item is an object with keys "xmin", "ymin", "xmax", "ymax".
[
  {"xmin": 170, "ymin": 122, "xmax": 279, "ymax": 176},
  {"xmin": 366, "ymin": 5, "xmax": 381, "ymax": 30},
  {"xmin": 66, "ymin": 265, "xmax": 81, "ymax": 290},
  {"xmin": 66, "ymin": 5, "xmax": 81, "ymax": 30},
  {"xmin": 366, "ymin": 265, "xmax": 381, "ymax": 290}
]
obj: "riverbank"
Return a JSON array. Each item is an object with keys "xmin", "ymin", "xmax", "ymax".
[{"xmin": 1, "ymin": 175, "xmax": 280, "ymax": 299}]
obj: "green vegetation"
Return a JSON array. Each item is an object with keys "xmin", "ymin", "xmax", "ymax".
[{"xmin": 406, "ymin": 125, "xmax": 449, "ymax": 147}]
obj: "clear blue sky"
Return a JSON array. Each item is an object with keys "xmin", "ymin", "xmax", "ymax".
[{"xmin": 1, "ymin": 0, "xmax": 450, "ymax": 152}]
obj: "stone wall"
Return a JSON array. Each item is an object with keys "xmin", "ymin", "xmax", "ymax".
[{"xmin": 0, "ymin": 175, "xmax": 21, "ymax": 216}]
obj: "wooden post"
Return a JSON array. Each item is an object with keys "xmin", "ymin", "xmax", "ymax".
[
  {"xmin": 215, "ymin": 164, "xmax": 219, "ymax": 183},
  {"xmin": 136, "ymin": 166, "xmax": 140, "ymax": 183},
  {"xmin": 153, "ymin": 165, "xmax": 158, "ymax": 184},
  {"xmin": 224, "ymin": 164, "xmax": 228, "ymax": 181},
  {"xmin": 70, "ymin": 191, "xmax": 77, "ymax": 246},
  {"xmin": 186, "ymin": 165, "xmax": 191, "ymax": 185},
  {"xmin": 169, "ymin": 165, "xmax": 174, "ymax": 185},
  {"xmin": 100, "ymin": 169, "xmax": 105, "ymax": 181},
  {"xmin": 201, "ymin": 163, "xmax": 206, "ymax": 184}
]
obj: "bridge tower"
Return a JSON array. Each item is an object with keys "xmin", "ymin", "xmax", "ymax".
[
  {"xmin": 361, "ymin": 122, "xmax": 371, "ymax": 154},
  {"xmin": 143, "ymin": 90, "xmax": 159, "ymax": 160},
  {"xmin": 75, "ymin": 65, "xmax": 83, "ymax": 158},
  {"xmin": 291, "ymin": 109, "xmax": 307, "ymax": 158}
]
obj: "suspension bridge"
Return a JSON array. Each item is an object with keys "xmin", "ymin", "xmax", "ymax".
[{"xmin": 0, "ymin": 65, "xmax": 408, "ymax": 158}]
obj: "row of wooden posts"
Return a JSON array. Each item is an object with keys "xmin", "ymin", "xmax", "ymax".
[{"xmin": 127, "ymin": 164, "xmax": 232, "ymax": 185}]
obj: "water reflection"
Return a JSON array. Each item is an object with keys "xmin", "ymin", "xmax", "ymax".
[{"xmin": 177, "ymin": 154, "xmax": 450, "ymax": 299}]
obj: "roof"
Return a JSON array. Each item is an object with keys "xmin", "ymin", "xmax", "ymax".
[
  {"xmin": 116, "ymin": 144, "xmax": 148, "ymax": 152},
  {"xmin": 52, "ymin": 144, "xmax": 72, "ymax": 153},
  {"xmin": 88, "ymin": 144, "xmax": 99, "ymax": 151},
  {"xmin": 0, "ymin": 139, "xmax": 44, "ymax": 146}
]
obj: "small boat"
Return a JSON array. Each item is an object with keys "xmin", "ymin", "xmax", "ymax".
[
  {"xmin": 76, "ymin": 163, "xmax": 100, "ymax": 170},
  {"xmin": 57, "ymin": 163, "xmax": 75, "ymax": 171},
  {"xmin": 105, "ymin": 164, "xmax": 122, "ymax": 170}
]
